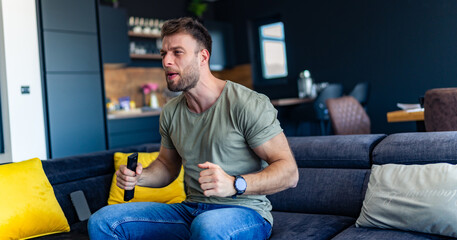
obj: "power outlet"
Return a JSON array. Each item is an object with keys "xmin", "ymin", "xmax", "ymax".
[{"xmin": 21, "ymin": 86, "xmax": 30, "ymax": 94}]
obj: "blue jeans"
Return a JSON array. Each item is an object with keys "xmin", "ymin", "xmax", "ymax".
[{"xmin": 88, "ymin": 202, "xmax": 272, "ymax": 240}]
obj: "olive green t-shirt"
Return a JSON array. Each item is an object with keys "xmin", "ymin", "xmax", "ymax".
[{"xmin": 159, "ymin": 80, "xmax": 283, "ymax": 224}]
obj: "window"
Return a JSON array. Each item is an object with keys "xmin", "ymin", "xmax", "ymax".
[{"xmin": 259, "ymin": 22, "xmax": 288, "ymax": 79}]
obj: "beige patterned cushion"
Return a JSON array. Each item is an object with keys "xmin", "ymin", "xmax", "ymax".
[{"xmin": 356, "ymin": 163, "xmax": 457, "ymax": 238}]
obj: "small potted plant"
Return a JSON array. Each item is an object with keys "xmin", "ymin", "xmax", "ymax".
[
  {"xmin": 102, "ymin": 0, "xmax": 119, "ymax": 8},
  {"xmin": 188, "ymin": 0, "xmax": 207, "ymax": 18}
]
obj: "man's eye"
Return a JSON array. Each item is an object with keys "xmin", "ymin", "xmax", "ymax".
[{"xmin": 175, "ymin": 51, "xmax": 183, "ymax": 54}]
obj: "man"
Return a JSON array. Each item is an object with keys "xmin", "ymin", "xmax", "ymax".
[{"xmin": 88, "ymin": 17, "xmax": 298, "ymax": 240}]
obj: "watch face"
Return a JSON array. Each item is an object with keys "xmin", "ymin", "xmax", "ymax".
[{"xmin": 235, "ymin": 177, "xmax": 247, "ymax": 191}]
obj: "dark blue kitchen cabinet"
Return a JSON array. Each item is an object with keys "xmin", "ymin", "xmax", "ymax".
[
  {"xmin": 39, "ymin": 0, "xmax": 106, "ymax": 158},
  {"xmin": 41, "ymin": 0, "xmax": 97, "ymax": 33},
  {"xmin": 43, "ymin": 32, "xmax": 100, "ymax": 72},
  {"xmin": 46, "ymin": 74, "xmax": 106, "ymax": 157},
  {"xmin": 98, "ymin": 6, "xmax": 130, "ymax": 64},
  {"xmin": 107, "ymin": 116, "xmax": 161, "ymax": 149}
]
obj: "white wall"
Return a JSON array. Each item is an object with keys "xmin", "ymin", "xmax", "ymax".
[{"xmin": 0, "ymin": 0, "xmax": 47, "ymax": 163}]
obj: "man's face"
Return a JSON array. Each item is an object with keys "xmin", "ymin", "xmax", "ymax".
[{"xmin": 160, "ymin": 33, "xmax": 202, "ymax": 92}]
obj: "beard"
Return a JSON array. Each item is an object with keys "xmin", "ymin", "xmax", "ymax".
[{"xmin": 166, "ymin": 59, "xmax": 200, "ymax": 92}]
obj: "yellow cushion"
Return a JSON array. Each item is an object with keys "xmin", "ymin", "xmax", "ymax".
[
  {"xmin": 108, "ymin": 152, "xmax": 186, "ymax": 205},
  {"xmin": 0, "ymin": 158, "xmax": 70, "ymax": 239}
]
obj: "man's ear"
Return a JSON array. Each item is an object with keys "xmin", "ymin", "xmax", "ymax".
[{"xmin": 200, "ymin": 49, "xmax": 210, "ymax": 66}]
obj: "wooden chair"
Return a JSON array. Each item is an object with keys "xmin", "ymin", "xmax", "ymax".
[{"xmin": 326, "ymin": 96, "xmax": 370, "ymax": 135}]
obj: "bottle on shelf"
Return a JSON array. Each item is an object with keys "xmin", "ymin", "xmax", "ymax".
[
  {"xmin": 159, "ymin": 20, "xmax": 164, "ymax": 31},
  {"xmin": 149, "ymin": 83, "xmax": 160, "ymax": 109},
  {"xmin": 143, "ymin": 19, "xmax": 152, "ymax": 34},
  {"xmin": 151, "ymin": 19, "xmax": 160, "ymax": 35},
  {"xmin": 133, "ymin": 17, "xmax": 142, "ymax": 33},
  {"xmin": 297, "ymin": 70, "xmax": 314, "ymax": 98},
  {"xmin": 141, "ymin": 83, "xmax": 161, "ymax": 109},
  {"xmin": 128, "ymin": 17, "xmax": 135, "ymax": 31}
]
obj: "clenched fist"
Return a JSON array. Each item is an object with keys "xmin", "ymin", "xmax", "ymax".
[
  {"xmin": 116, "ymin": 163, "xmax": 143, "ymax": 190},
  {"xmin": 198, "ymin": 162, "xmax": 236, "ymax": 197}
]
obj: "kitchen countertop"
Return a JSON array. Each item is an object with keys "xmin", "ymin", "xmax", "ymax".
[
  {"xmin": 107, "ymin": 109, "xmax": 161, "ymax": 120},
  {"xmin": 271, "ymin": 97, "xmax": 314, "ymax": 107}
]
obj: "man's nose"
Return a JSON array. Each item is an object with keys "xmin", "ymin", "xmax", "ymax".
[{"xmin": 162, "ymin": 54, "xmax": 174, "ymax": 66}]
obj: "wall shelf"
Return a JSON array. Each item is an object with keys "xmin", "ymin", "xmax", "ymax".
[
  {"xmin": 128, "ymin": 31, "xmax": 160, "ymax": 39},
  {"xmin": 129, "ymin": 31, "xmax": 161, "ymax": 61},
  {"xmin": 130, "ymin": 53, "xmax": 161, "ymax": 60}
]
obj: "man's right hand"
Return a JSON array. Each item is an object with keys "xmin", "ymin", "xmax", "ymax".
[{"xmin": 116, "ymin": 163, "xmax": 143, "ymax": 190}]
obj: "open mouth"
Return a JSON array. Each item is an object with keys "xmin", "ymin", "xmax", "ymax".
[{"xmin": 166, "ymin": 72, "xmax": 179, "ymax": 79}]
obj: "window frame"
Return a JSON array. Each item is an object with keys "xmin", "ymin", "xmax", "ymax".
[
  {"xmin": 259, "ymin": 22, "xmax": 288, "ymax": 80},
  {"xmin": 248, "ymin": 15, "xmax": 289, "ymax": 87}
]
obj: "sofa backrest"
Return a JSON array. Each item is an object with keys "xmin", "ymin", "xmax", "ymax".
[
  {"xmin": 268, "ymin": 134, "xmax": 386, "ymax": 218},
  {"xmin": 372, "ymin": 132, "xmax": 457, "ymax": 165},
  {"xmin": 42, "ymin": 143, "xmax": 161, "ymax": 226},
  {"xmin": 288, "ymin": 134, "xmax": 386, "ymax": 169}
]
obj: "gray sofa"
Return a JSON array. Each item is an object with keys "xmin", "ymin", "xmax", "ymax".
[{"xmin": 34, "ymin": 132, "xmax": 457, "ymax": 239}]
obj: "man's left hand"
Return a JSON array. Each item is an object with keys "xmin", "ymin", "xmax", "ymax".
[{"xmin": 198, "ymin": 162, "xmax": 236, "ymax": 197}]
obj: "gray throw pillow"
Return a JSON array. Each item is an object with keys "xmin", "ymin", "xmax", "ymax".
[{"xmin": 356, "ymin": 163, "xmax": 457, "ymax": 238}]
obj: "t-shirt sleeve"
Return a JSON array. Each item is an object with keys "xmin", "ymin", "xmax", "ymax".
[
  {"xmin": 159, "ymin": 110, "xmax": 176, "ymax": 149},
  {"xmin": 238, "ymin": 93, "xmax": 283, "ymax": 148}
]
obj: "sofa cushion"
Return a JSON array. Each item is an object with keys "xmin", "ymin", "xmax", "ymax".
[
  {"xmin": 144, "ymin": 143, "xmax": 161, "ymax": 152},
  {"xmin": 288, "ymin": 134, "xmax": 385, "ymax": 169},
  {"xmin": 41, "ymin": 144, "xmax": 161, "ymax": 225},
  {"xmin": 268, "ymin": 168, "xmax": 370, "ymax": 218},
  {"xmin": 33, "ymin": 221, "xmax": 89, "ymax": 240},
  {"xmin": 332, "ymin": 226, "xmax": 451, "ymax": 240},
  {"xmin": 372, "ymin": 132, "xmax": 457, "ymax": 165},
  {"xmin": 356, "ymin": 163, "xmax": 457, "ymax": 238},
  {"xmin": 270, "ymin": 211, "xmax": 355, "ymax": 239},
  {"xmin": 0, "ymin": 158, "xmax": 70, "ymax": 239},
  {"xmin": 51, "ymin": 174, "xmax": 112, "ymax": 226},
  {"xmin": 108, "ymin": 152, "xmax": 186, "ymax": 205},
  {"xmin": 33, "ymin": 231, "xmax": 88, "ymax": 240},
  {"xmin": 42, "ymin": 144, "xmax": 158, "ymax": 185}
]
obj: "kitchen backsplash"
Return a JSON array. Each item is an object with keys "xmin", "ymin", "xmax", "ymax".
[{"xmin": 104, "ymin": 64, "xmax": 253, "ymax": 109}]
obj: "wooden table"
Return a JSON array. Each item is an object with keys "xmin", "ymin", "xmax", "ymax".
[
  {"xmin": 386, "ymin": 109, "xmax": 424, "ymax": 122},
  {"xmin": 271, "ymin": 97, "xmax": 314, "ymax": 107},
  {"xmin": 387, "ymin": 109, "xmax": 425, "ymax": 131}
]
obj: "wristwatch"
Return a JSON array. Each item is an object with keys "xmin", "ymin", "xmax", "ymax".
[{"xmin": 232, "ymin": 175, "xmax": 247, "ymax": 199}]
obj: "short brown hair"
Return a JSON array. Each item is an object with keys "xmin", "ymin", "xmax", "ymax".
[{"xmin": 161, "ymin": 17, "xmax": 212, "ymax": 56}]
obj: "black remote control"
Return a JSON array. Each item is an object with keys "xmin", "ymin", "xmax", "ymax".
[{"xmin": 124, "ymin": 152, "xmax": 138, "ymax": 202}]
